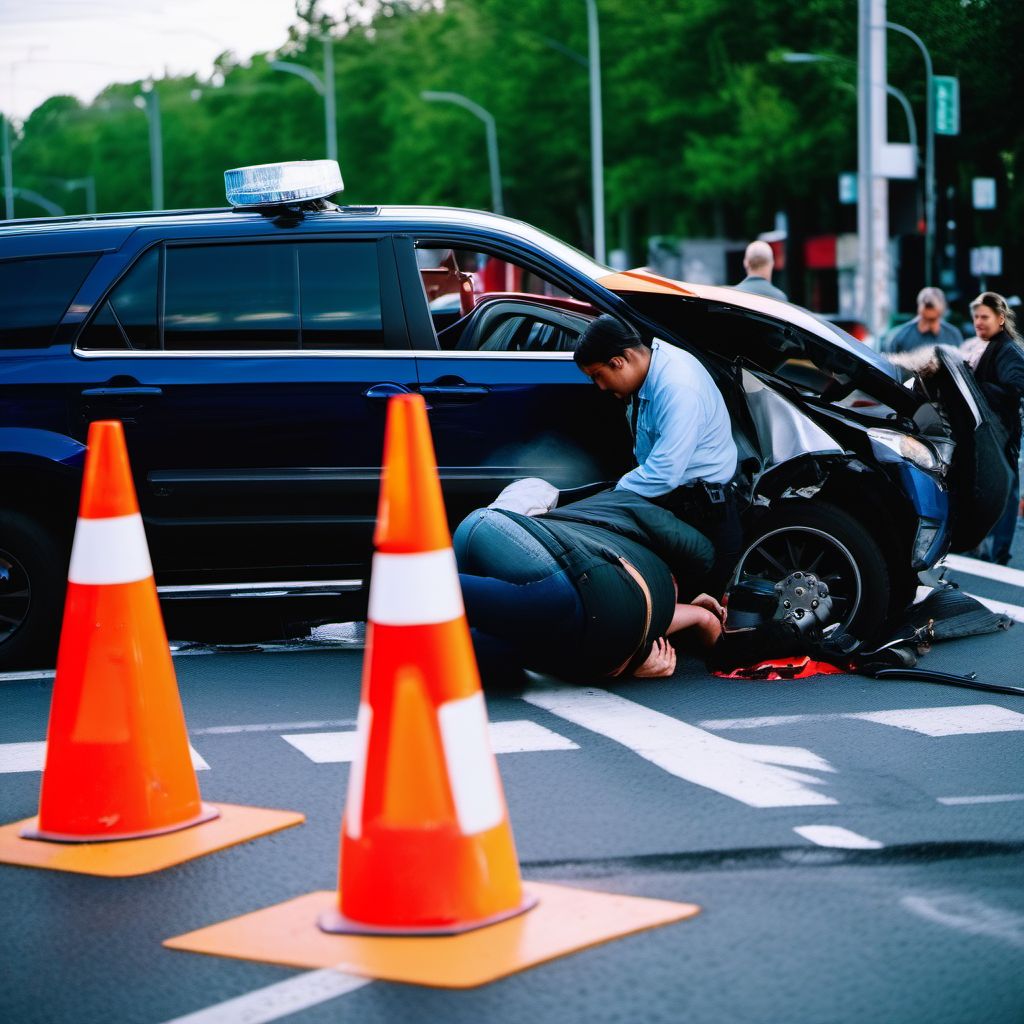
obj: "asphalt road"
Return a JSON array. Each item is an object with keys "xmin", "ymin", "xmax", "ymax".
[{"xmin": 2, "ymin": 550, "xmax": 1023, "ymax": 1024}]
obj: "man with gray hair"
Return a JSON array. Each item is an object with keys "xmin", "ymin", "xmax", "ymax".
[
  {"xmin": 888, "ymin": 286, "xmax": 962, "ymax": 353},
  {"xmin": 735, "ymin": 240, "xmax": 787, "ymax": 301}
]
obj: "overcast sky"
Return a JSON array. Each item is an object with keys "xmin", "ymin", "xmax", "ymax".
[{"xmin": 0, "ymin": 0, "xmax": 302, "ymax": 120}]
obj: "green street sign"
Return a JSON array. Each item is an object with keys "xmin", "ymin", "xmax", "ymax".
[{"xmin": 933, "ymin": 75, "xmax": 960, "ymax": 136}]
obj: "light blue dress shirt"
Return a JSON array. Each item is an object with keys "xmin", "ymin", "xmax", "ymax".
[{"xmin": 617, "ymin": 339, "xmax": 738, "ymax": 497}]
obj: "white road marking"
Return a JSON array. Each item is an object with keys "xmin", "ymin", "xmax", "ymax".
[
  {"xmin": 192, "ymin": 718, "xmax": 356, "ymax": 736},
  {"xmin": 854, "ymin": 705, "xmax": 1024, "ymax": 736},
  {"xmin": 158, "ymin": 968, "xmax": 372, "ymax": 1024},
  {"xmin": 700, "ymin": 714, "xmax": 845, "ymax": 731},
  {"xmin": 793, "ymin": 825, "xmax": 884, "ymax": 849},
  {"xmin": 937, "ymin": 793, "xmax": 1024, "ymax": 806},
  {"xmin": 965, "ymin": 593, "xmax": 1024, "ymax": 624},
  {"xmin": 0, "ymin": 669, "xmax": 55, "ymax": 683},
  {"xmin": 283, "ymin": 719, "xmax": 579, "ymax": 764},
  {"xmin": 702, "ymin": 704, "xmax": 1024, "ymax": 736},
  {"xmin": 523, "ymin": 685, "xmax": 836, "ymax": 808},
  {"xmin": 901, "ymin": 894, "xmax": 1024, "ymax": 949},
  {"xmin": 943, "ymin": 553, "xmax": 1024, "ymax": 588},
  {"xmin": 0, "ymin": 741, "xmax": 209, "ymax": 774}
]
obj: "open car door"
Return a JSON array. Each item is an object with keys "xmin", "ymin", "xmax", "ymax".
[{"xmin": 931, "ymin": 345, "xmax": 1013, "ymax": 552}]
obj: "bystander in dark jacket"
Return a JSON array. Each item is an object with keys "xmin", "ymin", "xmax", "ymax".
[{"xmin": 970, "ymin": 292, "xmax": 1024, "ymax": 564}]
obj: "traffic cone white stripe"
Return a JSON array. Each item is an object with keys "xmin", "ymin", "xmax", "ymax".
[
  {"xmin": 67, "ymin": 513, "xmax": 154, "ymax": 586},
  {"xmin": 438, "ymin": 692, "xmax": 505, "ymax": 835},
  {"xmin": 367, "ymin": 549, "xmax": 464, "ymax": 626},
  {"xmin": 344, "ymin": 704, "xmax": 372, "ymax": 840}
]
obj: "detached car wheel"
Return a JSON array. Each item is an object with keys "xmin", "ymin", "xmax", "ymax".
[
  {"xmin": 0, "ymin": 511, "xmax": 65, "ymax": 670},
  {"xmin": 734, "ymin": 501, "xmax": 890, "ymax": 640}
]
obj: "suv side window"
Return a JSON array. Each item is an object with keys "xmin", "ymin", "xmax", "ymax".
[
  {"xmin": 79, "ymin": 240, "xmax": 385, "ymax": 352},
  {"xmin": 165, "ymin": 243, "xmax": 298, "ymax": 350},
  {"xmin": 298, "ymin": 242, "xmax": 383, "ymax": 350},
  {"xmin": 0, "ymin": 254, "xmax": 97, "ymax": 348},
  {"xmin": 83, "ymin": 247, "xmax": 160, "ymax": 350}
]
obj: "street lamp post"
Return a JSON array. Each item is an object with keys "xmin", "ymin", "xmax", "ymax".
[
  {"xmin": 270, "ymin": 38, "xmax": 338, "ymax": 163},
  {"xmin": 539, "ymin": 10, "xmax": 605, "ymax": 262},
  {"xmin": 886, "ymin": 21, "xmax": 935, "ymax": 285},
  {"xmin": 584, "ymin": 0, "xmax": 605, "ymax": 265},
  {"xmin": 65, "ymin": 177, "xmax": 97, "ymax": 214},
  {"xmin": 134, "ymin": 83, "xmax": 163, "ymax": 210},
  {"xmin": 1, "ymin": 113, "xmax": 13, "ymax": 220},
  {"xmin": 421, "ymin": 91, "xmax": 504, "ymax": 216},
  {"xmin": 858, "ymin": 0, "xmax": 891, "ymax": 341}
]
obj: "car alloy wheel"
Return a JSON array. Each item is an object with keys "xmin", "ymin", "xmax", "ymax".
[
  {"xmin": 0, "ymin": 548, "xmax": 31, "ymax": 647},
  {"xmin": 732, "ymin": 525, "xmax": 863, "ymax": 631}
]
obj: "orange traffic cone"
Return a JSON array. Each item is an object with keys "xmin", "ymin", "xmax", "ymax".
[
  {"xmin": 21, "ymin": 419, "xmax": 218, "ymax": 842},
  {"xmin": 320, "ymin": 393, "xmax": 536, "ymax": 935}
]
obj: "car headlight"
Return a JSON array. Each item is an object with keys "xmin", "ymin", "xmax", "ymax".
[{"xmin": 867, "ymin": 428, "xmax": 939, "ymax": 472}]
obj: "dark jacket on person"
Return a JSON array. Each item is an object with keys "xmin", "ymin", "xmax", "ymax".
[
  {"xmin": 973, "ymin": 330, "xmax": 1024, "ymax": 462},
  {"xmin": 497, "ymin": 490, "xmax": 713, "ymax": 680},
  {"xmin": 542, "ymin": 488, "xmax": 714, "ymax": 585}
]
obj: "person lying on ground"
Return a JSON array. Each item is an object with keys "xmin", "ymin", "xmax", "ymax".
[{"xmin": 454, "ymin": 487, "xmax": 722, "ymax": 685}]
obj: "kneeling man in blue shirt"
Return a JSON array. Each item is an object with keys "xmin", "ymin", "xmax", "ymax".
[{"xmin": 575, "ymin": 315, "xmax": 741, "ymax": 595}]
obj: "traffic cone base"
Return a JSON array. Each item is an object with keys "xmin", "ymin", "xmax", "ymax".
[
  {"xmin": 21, "ymin": 802, "xmax": 220, "ymax": 844},
  {"xmin": 318, "ymin": 889, "xmax": 538, "ymax": 937},
  {"xmin": 0, "ymin": 803, "xmax": 304, "ymax": 877},
  {"xmin": 165, "ymin": 882, "xmax": 701, "ymax": 988}
]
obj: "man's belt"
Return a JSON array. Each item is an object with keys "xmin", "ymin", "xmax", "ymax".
[{"xmin": 655, "ymin": 480, "xmax": 732, "ymax": 514}]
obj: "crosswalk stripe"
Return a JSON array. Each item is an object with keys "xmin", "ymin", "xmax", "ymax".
[
  {"xmin": 937, "ymin": 793, "xmax": 1024, "ymax": 806},
  {"xmin": 853, "ymin": 705, "xmax": 1024, "ymax": 736},
  {"xmin": 966, "ymin": 593, "xmax": 1024, "ymax": 624},
  {"xmin": 701, "ymin": 704, "xmax": 1024, "ymax": 736},
  {"xmin": 794, "ymin": 825, "xmax": 884, "ymax": 849},
  {"xmin": 158, "ymin": 968, "xmax": 371, "ymax": 1024},
  {"xmin": 943, "ymin": 553, "xmax": 1024, "ymax": 588},
  {"xmin": 281, "ymin": 719, "xmax": 579, "ymax": 764},
  {"xmin": 0, "ymin": 741, "xmax": 210, "ymax": 774},
  {"xmin": 524, "ymin": 684, "xmax": 836, "ymax": 808}
]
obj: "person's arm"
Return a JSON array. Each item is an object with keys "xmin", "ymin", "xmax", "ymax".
[
  {"xmin": 617, "ymin": 384, "xmax": 702, "ymax": 497},
  {"xmin": 997, "ymin": 347, "xmax": 1024, "ymax": 397},
  {"xmin": 667, "ymin": 602, "xmax": 723, "ymax": 647}
]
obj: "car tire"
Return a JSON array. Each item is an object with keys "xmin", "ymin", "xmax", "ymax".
[
  {"xmin": 0, "ymin": 510, "xmax": 66, "ymax": 670},
  {"xmin": 734, "ymin": 500, "xmax": 891, "ymax": 640}
]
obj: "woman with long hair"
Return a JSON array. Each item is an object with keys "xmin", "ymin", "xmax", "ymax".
[{"xmin": 971, "ymin": 292, "xmax": 1024, "ymax": 564}]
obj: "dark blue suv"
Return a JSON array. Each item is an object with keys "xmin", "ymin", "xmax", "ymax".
[{"xmin": 0, "ymin": 161, "xmax": 1009, "ymax": 667}]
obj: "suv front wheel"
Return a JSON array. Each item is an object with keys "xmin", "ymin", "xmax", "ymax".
[
  {"xmin": 0, "ymin": 510, "xmax": 66, "ymax": 670},
  {"xmin": 733, "ymin": 501, "xmax": 890, "ymax": 640}
]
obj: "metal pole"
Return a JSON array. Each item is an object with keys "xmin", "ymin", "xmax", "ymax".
[
  {"xmin": 323, "ymin": 38, "xmax": 337, "ymax": 163},
  {"xmin": 1, "ymin": 114, "xmax": 12, "ymax": 220},
  {"xmin": 870, "ymin": 0, "xmax": 891, "ymax": 334},
  {"xmin": 886, "ymin": 21, "xmax": 934, "ymax": 284},
  {"xmin": 887, "ymin": 85, "xmax": 917, "ymax": 153},
  {"xmin": 484, "ymin": 113, "xmax": 503, "ymax": 216},
  {"xmin": 144, "ymin": 88, "xmax": 164, "ymax": 210},
  {"xmin": 857, "ymin": 0, "xmax": 874, "ymax": 337},
  {"xmin": 421, "ymin": 92, "xmax": 504, "ymax": 215},
  {"xmin": 585, "ymin": 0, "xmax": 605, "ymax": 264}
]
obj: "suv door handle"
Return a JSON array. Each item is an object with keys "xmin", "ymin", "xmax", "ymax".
[
  {"xmin": 363, "ymin": 383, "xmax": 415, "ymax": 400},
  {"xmin": 419, "ymin": 380, "xmax": 490, "ymax": 401},
  {"xmin": 81, "ymin": 386, "xmax": 163, "ymax": 399}
]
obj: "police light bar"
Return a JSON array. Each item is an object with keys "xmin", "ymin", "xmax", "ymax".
[{"xmin": 223, "ymin": 160, "xmax": 344, "ymax": 207}]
